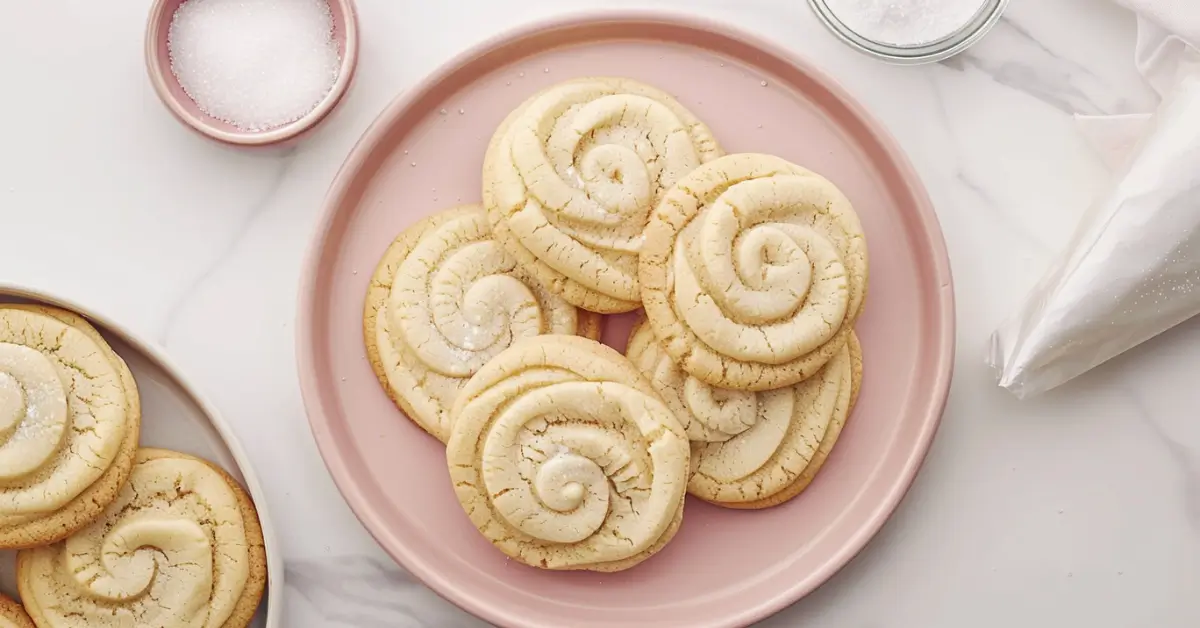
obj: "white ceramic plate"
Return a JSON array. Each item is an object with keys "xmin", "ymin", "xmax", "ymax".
[{"xmin": 0, "ymin": 283, "xmax": 283, "ymax": 627}]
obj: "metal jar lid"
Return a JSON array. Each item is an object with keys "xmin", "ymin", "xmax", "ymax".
[{"xmin": 808, "ymin": 0, "xmax": 1009, "ymax": 64}]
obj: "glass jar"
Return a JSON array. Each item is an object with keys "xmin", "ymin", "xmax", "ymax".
[{"xmin": 808, "ymin": 0, "xmax": 1010, "ymax": 64}]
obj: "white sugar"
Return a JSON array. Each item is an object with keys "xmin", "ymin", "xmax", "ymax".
[
  {"xmin": 168, "ymin": 0, "xmax": 341, "ymax": 132},
  {"xmin": 823, "ymin": 0, "xmax": 988, "ymax": 47}
]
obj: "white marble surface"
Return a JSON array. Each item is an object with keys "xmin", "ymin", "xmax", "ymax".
[{"xmin": 1, "ymin": 0, "xmax": 1196, "ymax": 626}]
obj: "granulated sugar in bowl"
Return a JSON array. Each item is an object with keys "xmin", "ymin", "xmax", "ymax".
[
  {"xmin": 809, "ymin": 0, "xmax": 1009, "ymax": 63},
  {"xmin": 167, "ymin": 0, "xmax": 341, "ymax": 131}
]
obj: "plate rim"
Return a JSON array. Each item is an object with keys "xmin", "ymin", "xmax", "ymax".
[
  {"xmin": 296, "ymin": 8, "xmax": 956, "ymax": 628},
  {"xmin": 0, "ymin": 281, "xmax": 285, "ymax": 627}
]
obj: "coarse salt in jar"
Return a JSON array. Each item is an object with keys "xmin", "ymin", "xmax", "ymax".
[{"xmin": 809, "ymin": 0, "xmax": 1009, "ymax": 64}]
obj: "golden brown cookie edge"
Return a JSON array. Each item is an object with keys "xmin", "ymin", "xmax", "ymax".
[
  {"xmin": 0, "ymin": 592, "xmax": 34, "ymax": 628},
  {"xmin": 362, "ymin": 204, "xmax": 489, "ymax": 444}
]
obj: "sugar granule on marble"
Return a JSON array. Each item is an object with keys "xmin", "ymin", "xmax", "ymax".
[
  {"xmin": 167, "ymin": 0, "xmax": 341, "ymax": 132},
  {"xmin": 823, "ymin": 0, "xmax": 988, "ymax": 47}
]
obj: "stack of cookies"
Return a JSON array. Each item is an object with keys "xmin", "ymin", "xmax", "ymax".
[
  {"xmin": 365, "ymin": 77, "xmax": 868, "ymax": 573},
  {"xmin": 0, "ymin": 305, "xmax": 267, "ymax": 628}
]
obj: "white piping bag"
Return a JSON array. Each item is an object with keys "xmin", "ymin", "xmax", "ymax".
[{"xmin": 989, "ymin": 70, "xmax": 1200, "ymax": 397}]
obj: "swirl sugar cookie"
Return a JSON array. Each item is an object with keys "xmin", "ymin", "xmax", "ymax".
[
  {"xmin": 17, "ymin": 448, "xmax": 267, "ymax": 628},
  {"xmin": 723, "ymin": 333, "xmax": 863, "ymax": 510},
  {"xmin": 640, "ymin": 153, "xmax": 868, "ymax": 390},
  {"xmin": 628, "ymin": 320, "xmax": 861, "ymax": 508},
  {"xmin": 483, "ymin": 77, "xmax": 722, "ymax": 313},
  {"xmin": 365, "ymin": 204, "xmax": 601, "ymax": 443},
  {"xmin": 446, "ymin": 335, "xmax": 690, "ymax": 571},
  {"xmin": 0, "ymin": 305, "xmax": 141, "ymax": 549},
  {"xmin": 0, "ymin": 594, "xmax": 33, "ymax": 628}
]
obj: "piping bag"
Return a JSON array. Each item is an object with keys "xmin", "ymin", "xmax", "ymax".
[{"xmin": 988, "ymin": 1, "xmax": 1200, "ymax": 398}]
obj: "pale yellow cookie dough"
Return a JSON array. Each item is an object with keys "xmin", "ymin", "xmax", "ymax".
[
  {"xmin": 0, "ymin": 305, "xmax": 140, "ymax": 548},
  {"xmin": 848, "ymin": 330, "xmax": 863, "ymax": 410},
  {"xmin": 627, "ymin": 318, "xmax": 762, "ymax": 444},
  {"xmin": 0, "ymin": 593, "xmax": 33, "ymax": 628},
  {"xmin": 719, "ymin": 332, "xmax": 863, "ymax": 510},
  {"xmin": 629, "ymin": 320, "xmax": 857, "ymax": 507},
  {"xmin": 364, "ymin": 204, "xmax": 601, "ymax": 443},
  {"xmin": 446, "ymin": 335, "xmax": 690, "ymax": 571},
  {"xmin": 483, "ymin": 77, "xmax": 723, "ymax": 314},
  {"xmin": 640, "ymin": 153, "xmax": 869, "ymax": 391},
  {"xmin": 17, "ymin": 448, "xmax": 267, "ymax": 628}
]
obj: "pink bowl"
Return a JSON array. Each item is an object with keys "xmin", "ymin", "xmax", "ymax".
[
  {"xmin": 144, "ymin": 0, "xmax": 358, "ymax": 147},
  {"xmin": 298, "ymin": 10, "xmax": 955, "ymax": 628}
]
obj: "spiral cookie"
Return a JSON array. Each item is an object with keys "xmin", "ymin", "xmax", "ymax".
[
  {"xmin": 628, "ymin": 320, "xmax": 861, "ymax": 508},
  {"xmin": 0, "ymin": 594, "xmax": 33, "ymax": 628},
  {"xmin": 640, "ymin": 153, "xmax": 868, "ymax": 390},
  {"xmin": 17, "ymin": 448, "xmax": 267, "ymax": 628},
  {"xmin": 365, "ymin": 205, "xmax": 601, "ymax": 443},
  {"xmin": 446, "ymin": 335, "xmax": 690, "ymax": 571},
  {"xmin": 0, "ymin": 305, "xmax": 140, "ymax": 549},
  {"xmin": 726, "ymin": 333, "xmax": 863, "ymax": 510},
  {"xmin": 483, "ymin": 77, "xmax": 722, "ymax": 313}
]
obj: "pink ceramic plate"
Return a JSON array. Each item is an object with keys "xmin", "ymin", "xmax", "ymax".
[{"xmin": 297, "ymin": 11, "xmax": 954, "ymax": 628}]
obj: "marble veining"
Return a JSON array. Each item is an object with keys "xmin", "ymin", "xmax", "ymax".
[
  {"xmin": 158, "ymin": 146, "xmax": 302, "ymax": 345},
  {"xmin": 287, "ymin": 556, "xmax": 481, "ymax": 627},
  {"xmin": 948, "ymin": 17, "xmax": 1152, "ymax": 116},
  {"xmin": 1, "ymin": 0, "xmax": 1197, "ymax": 626}
]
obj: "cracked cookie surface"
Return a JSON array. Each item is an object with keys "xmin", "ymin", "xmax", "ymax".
[
  {"xmin": 364, "ymin": 204, "xmax": 601, "ymax": 443},
  {"xmin": 0, "ymin": 305, "xmax": 140, "ymax": 548},
  {"xmin": 17, "ymin": 448, "xmax": 267, "ymax": 628},
  {"xmin": 629, "ymin": 319, "xmax": 861, "ymax": 507},
  {"xmin": 640, "ymin": 153, "xmax": 868, "ymax": 390},
  {"xmin": 0, "ymin": 593, "xmax": 33, "ymax": 628},
  {"xmin": 483, "ymin": 77, "xmax": 722, "ymax": 314},
  {"xmin": 446, "ymin": 335, "xmax": 689, "ymax": 571},
  {"xmin": 721, "ymin": 334, "xmax": 863, "ymax": 510}
]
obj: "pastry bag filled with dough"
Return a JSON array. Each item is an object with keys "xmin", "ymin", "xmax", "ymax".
[{"xmin": 988, "ymin": 71, "xmax": 1200, "ymax": 398}]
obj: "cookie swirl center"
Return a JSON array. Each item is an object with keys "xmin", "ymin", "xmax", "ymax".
[
  {"xmin": 519, "ymin": 92, "xmax": 698, "ymax": 252},
  {"xmin": 393, "ymin": 215, "xmax": 551, "ymax": 378},
  {"xmin": 682, "ymin": 377, "xmax": 758, "ymax": 440},
  {"xmin": 676, "ymin": 176, "xmax": 851, "ymax": 366},
  {"xmin": 641, "ymin": 345, "xmax": 754, "ymax": 443},
  {"xmin": 535, "ymin": 450, "xmax": 596, "ymax": 510},
  {"xmin": 694, "ymin": 389, "xmax": 794, "ymax": 482},
  {"xmin": 78, "ymin": 515, "xmax": 212, "ymax": 604},
  {"xmin": 0, "ymin": 343, "xmax": 68, "ymax": 480},
  {"xmin": 0, "ymin": 374, "xmax": 26, "ymax": 435},
  {"xmin": 490, "ymin": 80, "xmax": 719, "ymax": 308},
  {"xmin": 479, "ymin": 380, "xmax": 681, "ymax": 556},
  {"xmin": 42, "ymin": 457, "xmax": 251, "ymax": 626}
]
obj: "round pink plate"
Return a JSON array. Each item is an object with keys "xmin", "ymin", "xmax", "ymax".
[{"xmin": 297, "ymin": 11, "xmax": 955, "ymax": 628}]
